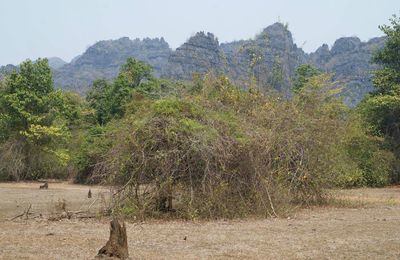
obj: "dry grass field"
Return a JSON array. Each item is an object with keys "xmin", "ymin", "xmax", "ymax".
[{"xmin": 0, "ymin": 182, "xmax": 399, "ymax": 259}]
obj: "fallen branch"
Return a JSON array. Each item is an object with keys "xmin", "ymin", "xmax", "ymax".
[
  {"xmin": 10, "ymin": 203, "xmax": 32, "ymax": 221},
  {"xmin": 48, "ymin": 210, "xmax": 98, "ymax": 221}
]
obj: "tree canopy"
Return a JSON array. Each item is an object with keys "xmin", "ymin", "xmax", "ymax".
[
  {"xmin": 86, "ymin": 58, "xmax": 153, "ymax": 124},
  {"xmin": 0, "ymin": 59, "xmax": 73, "ymax": 180},
  {"xmin": 363, "ymin": 15, "xmax": 400, "ymax": 140}
]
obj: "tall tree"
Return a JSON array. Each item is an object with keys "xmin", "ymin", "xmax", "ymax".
[
  {"xmin": 361, "ymin": 15, "xmax": 400, "ymax": 182},
  {"xmin": 0, "ymin": 59, "xmax": 70, "ymax": 180},
  {"xmin": 87, "ymin": 58, "xmax": 153, "ymax": 124},
  {"xmin": 364, "ymin": 15, "xmax": 400, "ymax": 141}
]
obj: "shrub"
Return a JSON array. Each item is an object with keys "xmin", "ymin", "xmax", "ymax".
[{"xmin": 82, "ymin": 74, "xmax": 362, "ymax": 219}]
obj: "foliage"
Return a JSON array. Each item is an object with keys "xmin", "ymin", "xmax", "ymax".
[
  {"xmin": 293, "ymin": 64, "xmax": 322, "ymax": 93},
  {"xmin": 368, "ymin": 15, "xmax": 400, "ymax": 136},
  {"xmin": 80, "ymin": 72, "xmax": 381, "ymax": 219},
  {"xmin": 361, "ymin": 14, "xmax": 400, "ymax": 182},
  {"xmin": 86, "ymin": 58, "xmax": 153, "ymax": 124},
  {"xmin": 334, "ymin": 113, "xmax": 394, "ymax": 187},
  {"xmin": 0, "ymin": 53, "xmax": 395, "ymax": 218},
  {"xmin": 75, "ymin": 125, "xmax": 112, "ymax": 183},
  {"xmin": 0, "ymin": 59, "xmax": 73, "ymax": 180}
]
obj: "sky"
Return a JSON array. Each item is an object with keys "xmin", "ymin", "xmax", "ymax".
[{"xmin": 0, "ymin": 0, "xmax": 399, "ymax": 65}]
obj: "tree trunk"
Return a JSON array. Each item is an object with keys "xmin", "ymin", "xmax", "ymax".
[{"xmin": 97, "ymin": 218, "xmax": 129, "ymax": 259}]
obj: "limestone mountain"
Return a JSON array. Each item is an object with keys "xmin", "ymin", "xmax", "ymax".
[
  {"xmin": 221, "ymin": 23, "xmax": 308, "ymax": 95},
  {"xmin": 1, "ymin": 23, "xmax": 385, "ymax": 104},
  {"xmin": 309, "ymin": 36, "xmax": 385, "ymax": 105},
  {"xmin": 53, "ymin": 37, "xmax": 171, "ymax": 93},
  {"xmin": 164, "ymin": 32, "xmax": 225, "ymax": 80}
]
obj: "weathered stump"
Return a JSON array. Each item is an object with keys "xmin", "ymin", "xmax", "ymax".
[
  {"xmin": 39, "ymin": 181, "xmax": 48, "ymax": 189},
  {"xmin": 97, "ymin": 218, "xmax": 129, "ymax": 259}
]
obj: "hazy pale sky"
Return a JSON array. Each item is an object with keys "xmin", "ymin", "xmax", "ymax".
[{"xmin": 0, "ymin": 0, "xmax": 399, "ymax": 65}]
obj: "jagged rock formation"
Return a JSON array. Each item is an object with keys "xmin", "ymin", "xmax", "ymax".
[
  {"xmin": 309, "ymin": 36, "xmax": 385, "ymax": 105},
  {"xmin": 1, "ymin": 23, "xmax": 385, "ymax": 104},
  {"xmin": 164, "ymin": 32, "xmax": 226, "ymax": 80},
  {"xmin": 53, "ymin": 37, "xmax": 171, "ymax": 93},
  {"xmin": 221, "ymin": 23, "xmax": 308, "ymax": 95}
]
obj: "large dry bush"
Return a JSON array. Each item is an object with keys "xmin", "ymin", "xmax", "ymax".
[{"xmin": 87, "ymin": 74, "xmax": 366, "ymax": 219}]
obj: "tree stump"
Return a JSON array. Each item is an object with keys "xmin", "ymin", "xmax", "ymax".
[
  {"xmin": 39, "ymin": 181, "xmax": 48, "ymax": 189},
  {"xmin": 97, "ymin": 218, "xmax": 129, "ymax": 259}
]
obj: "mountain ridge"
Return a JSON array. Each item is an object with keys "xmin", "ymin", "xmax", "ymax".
[{"xmin": 1, "ymin": 23, "xmax": 385, "ymax": 105}]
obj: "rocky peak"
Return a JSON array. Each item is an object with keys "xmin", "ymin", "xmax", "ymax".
[
  {"xmin": 314, "ymin": 44, "xmax": 330, "ymax": 56},
  {"xmin": 310, "ymin": 44, "xmax": 331, "ymax": 68},
  {"xmin": 331, "ymin": 37, "xmax": 362, "ymax": 55},
  {"xmin": 163, "ymin": 31, "xmax": 224, "ymax": 80},
  {"xmin": 309, "ymin": 36, "xmax": 386, "ymax": 106},
  {"xmin": 364, "ymin": 37, "xmax": 386, "ymax": 52},
  {"xmin": 187, "ymin": 32, "xmax": 219, "ymax": 47},
  {"xmin": 73, "ymin": 37, "xmax": 171, "ymax": 68},
  {"xmin": 259, "ymin": 23, "xmax": 291, "ymax": 39},
  {"xmin": 53, "ymin": 37, "xmax": 172, "ymax": 93},
  {"xmin": 33, "ymin": 23, "xmax": 386, "ymax": 105},
  {"xmin": 256, "ymin": 23, "xmax": 294, "ymax": 50}
]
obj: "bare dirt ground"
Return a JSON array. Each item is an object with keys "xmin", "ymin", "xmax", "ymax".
[{"xmin": 0, "ymin": 183, "xmax": 399, "ymax": 259}]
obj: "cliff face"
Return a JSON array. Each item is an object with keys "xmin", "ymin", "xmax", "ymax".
[
  {"xmin": 2, "ymin": 23, "xmax": 384, "ymax": 104},
  {"xmin": 310, "ymin": 36, "xmax": 385, "ymax": 105},
  {"xmin": 221, "ymin": 23, "xmax": 308, "ymax": 94},
  {"xmin": 53, "ymin": 37, "xmax": 172, "ymax": 93},
  {"xmin": 163, "ymin": 32, "xmax": 225, "ymax": 80},
  {"xmin": 163, "ymin": 23, "xmax": 308, "ymax": 95}
]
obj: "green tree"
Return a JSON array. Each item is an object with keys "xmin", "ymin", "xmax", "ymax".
[
  {"xmin": 87, "ymin": 58, "xmax": 153, "ymax": 125},
  {"xmin": 293, "ymin": 64, "xmax": 322, "ymax": 93},
  {"xmin": 86, "ymin": 79, "xmax": 111, "ymax": 125},
  {"xmin": 360, "ymin": 14, "xmax": 400, "ymax": 182},
  {"xmin": 0, "ymin": 59, "xmax": 71, "ymax": 180},
  {"xmin": 118, "ymin": 57, "xmax": 153, "ymax": 87},
  {"xmin": 366, "ymin": 15, "xmax": 400, "ymax": 141}
]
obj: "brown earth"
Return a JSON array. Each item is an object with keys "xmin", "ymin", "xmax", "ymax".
[{"xmin": 0, "ymin": 182, "xmax": 399, "ymax": 259}]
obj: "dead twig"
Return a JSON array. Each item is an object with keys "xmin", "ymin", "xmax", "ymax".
[
  {"xmin": 10, "ymin": 203, "xmax": 32, "ymax": 221},
  {"xmin": 25, "ymin": 204, "xmax": 32, "ymax": 220}
]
